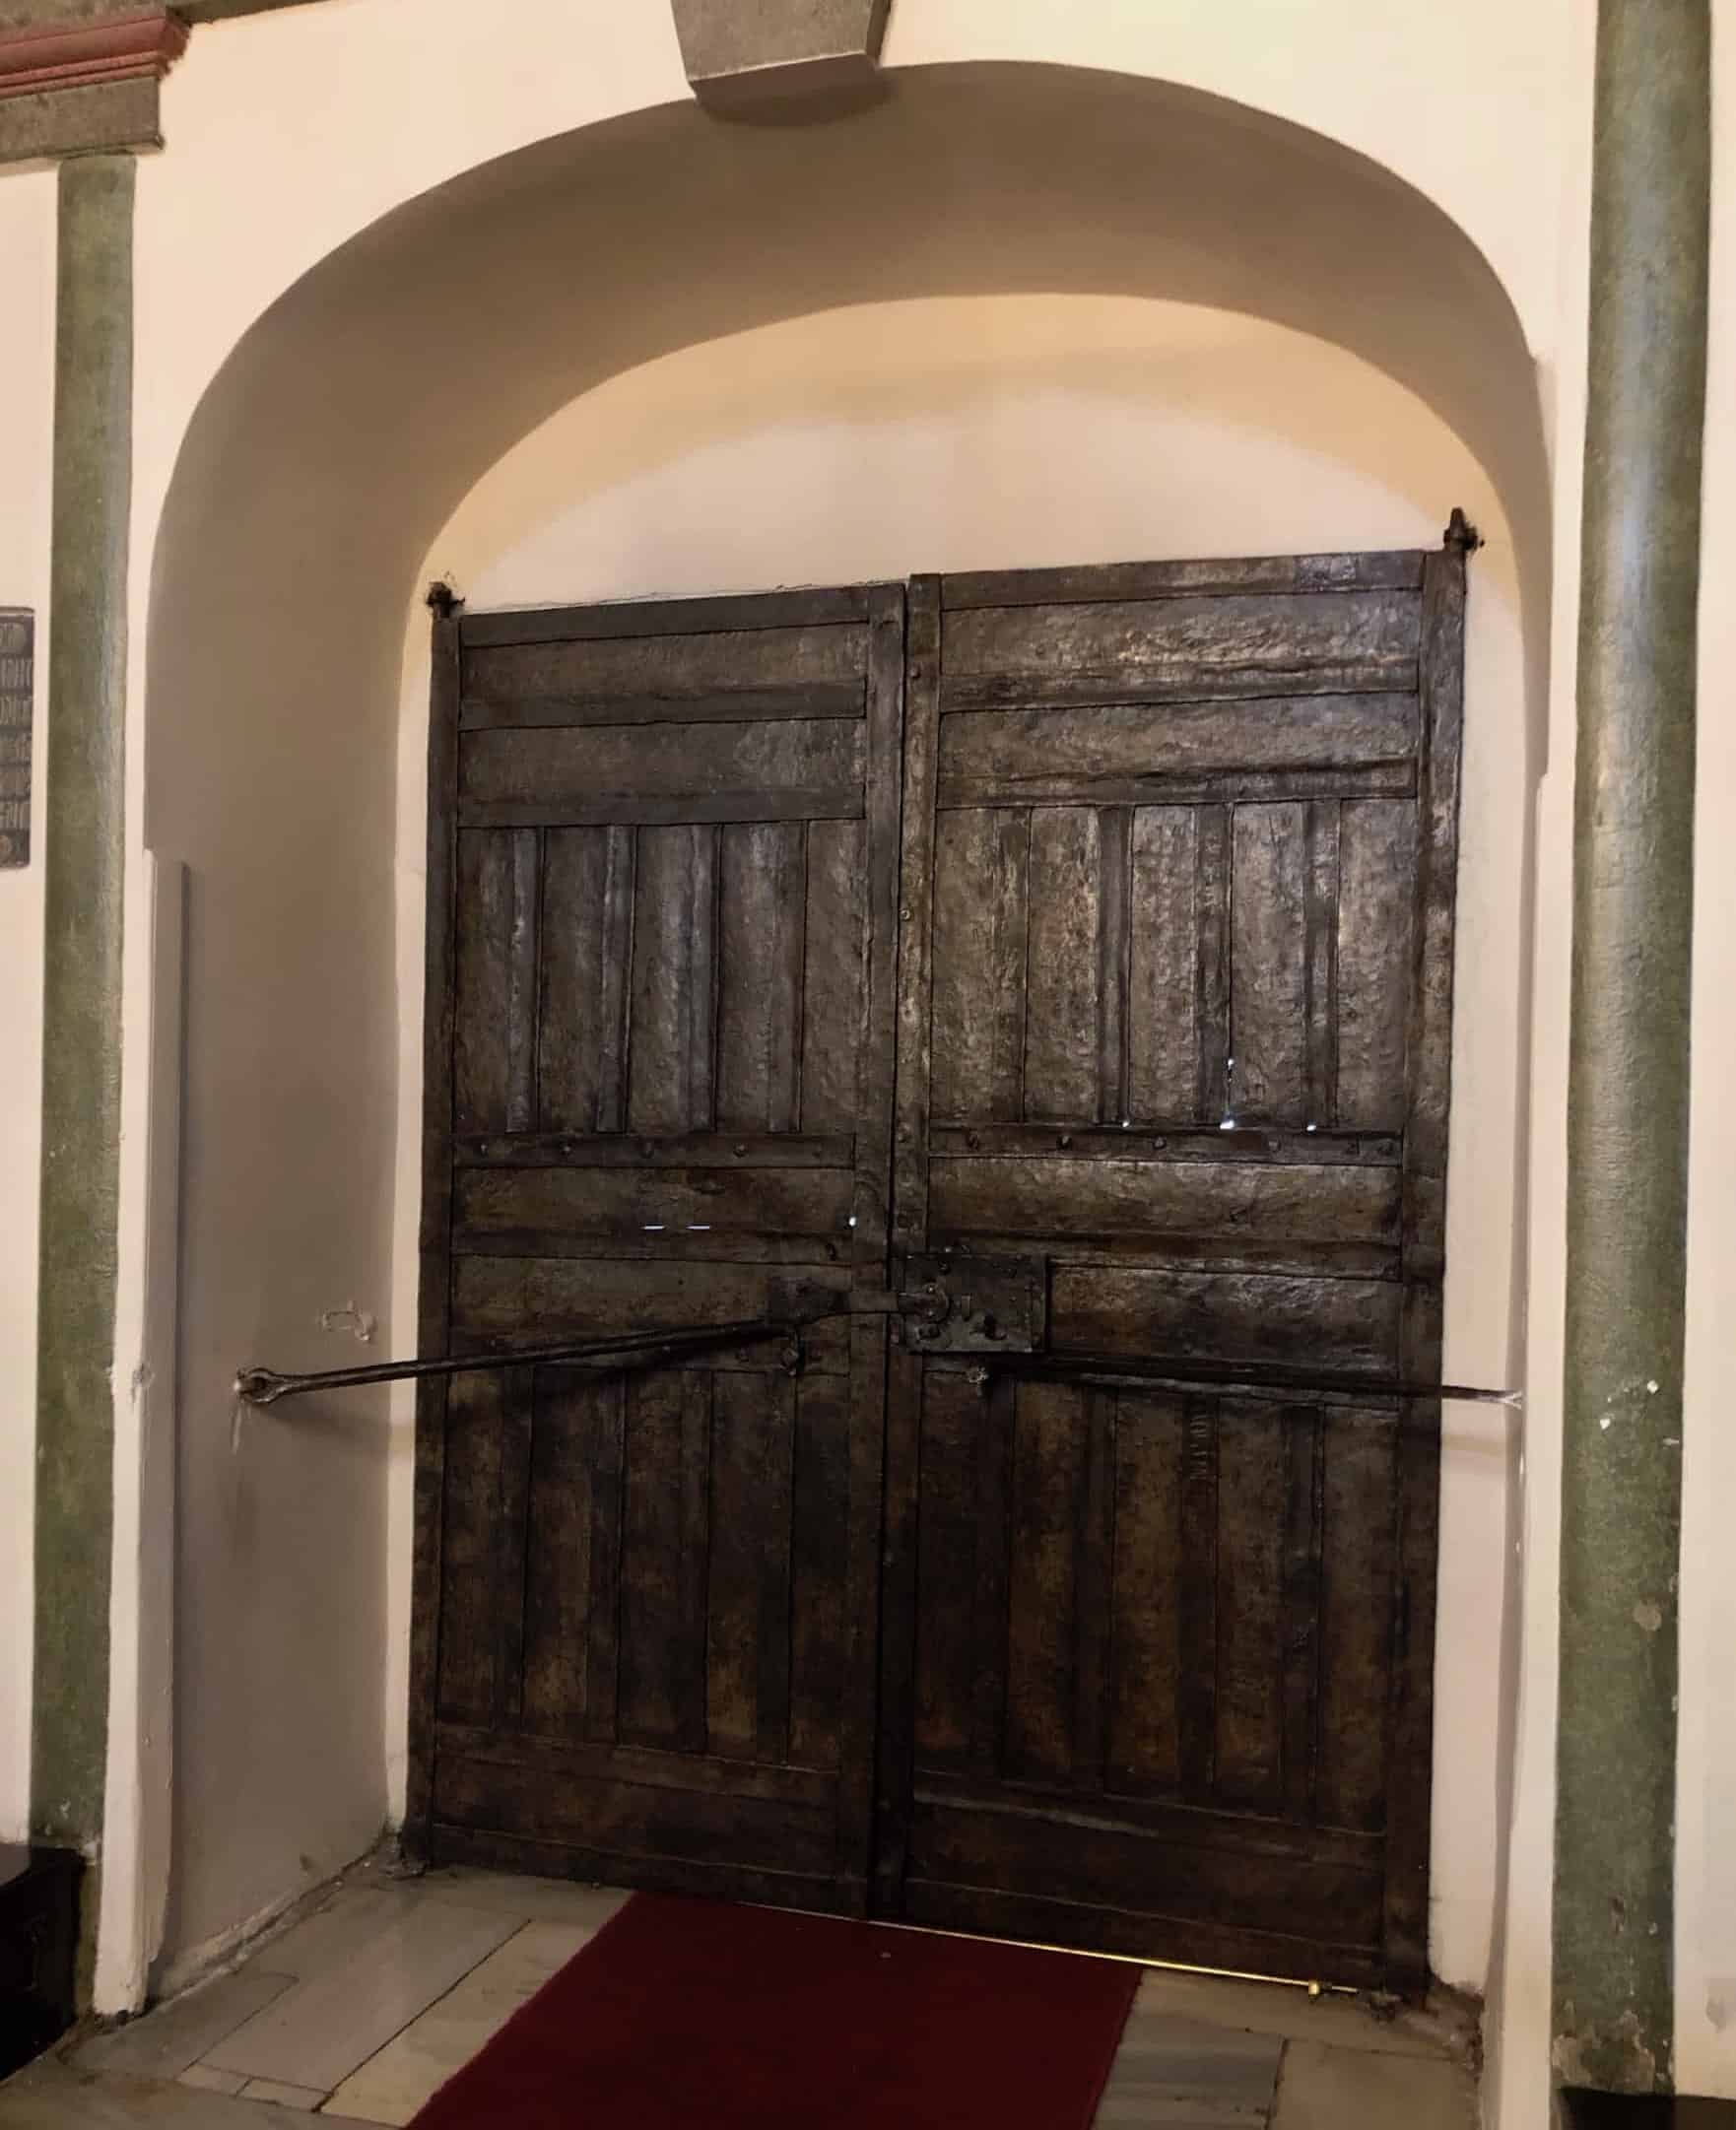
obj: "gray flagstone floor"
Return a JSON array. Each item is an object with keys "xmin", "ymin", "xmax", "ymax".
[{"xmin": 1, "ymin": 1859, "xmax": 1478, "ymax": 2127}]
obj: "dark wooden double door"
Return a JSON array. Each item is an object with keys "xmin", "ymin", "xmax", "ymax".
[{"xmin": 410, "ymin": 539, "xmax": 1467, "ymax": 1991}]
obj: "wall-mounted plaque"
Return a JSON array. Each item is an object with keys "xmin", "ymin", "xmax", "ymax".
[{"xmin": 0, "ymin": 609, "xmax": 31, "ymax": 868}]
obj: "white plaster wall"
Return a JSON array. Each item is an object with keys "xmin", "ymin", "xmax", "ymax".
[
  {"xmin": 0, "ymin": 166, "xmax": 55, "ymax": 1847},
  {"xmin": 81, "ymin": 0, "xmax": 1586, "ymax": 2080},
  {"xmin": 391, "ymin": 295, "xmax": 1528, "ymax": 1996}
]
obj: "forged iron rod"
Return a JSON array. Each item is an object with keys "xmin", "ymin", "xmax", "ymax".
[
  {"xmin": 234, "ymin": 1313, "xmax": 828, "ymax": 1408},
  {"xmin": 238, "ymin": 1315, "xmax": 1517, "ymax": 1411},
  {"xmin": 971, "ymin": 1351, "xmax": 1521, "ymax": 1408}
]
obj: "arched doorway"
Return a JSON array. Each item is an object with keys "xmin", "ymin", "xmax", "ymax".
[{"xmin": 140, "ymin": 61, "xmax": 1549, "ymax": 1996}]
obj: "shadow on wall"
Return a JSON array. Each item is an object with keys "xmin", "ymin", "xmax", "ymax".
[{"xmin": 141, "ymin": 61, "xmax": 1552, "ymax": 1975}]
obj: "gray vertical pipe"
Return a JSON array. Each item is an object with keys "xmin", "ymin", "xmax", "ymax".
[
  {"xmin": 32, "ymin": 152, "xmax": 135, "ymax": 1868},
  {"xmin": 1554, "ymin": 0, "xmax": 1708, "ymax": 2097}
]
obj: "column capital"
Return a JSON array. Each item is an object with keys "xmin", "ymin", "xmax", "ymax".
[{"xmin": 0, "ymin": 5, "xmax": 187, "ymax": 166}]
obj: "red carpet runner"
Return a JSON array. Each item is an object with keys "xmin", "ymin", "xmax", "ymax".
[{"xmin": 409, "ymin": 1893, "xmax": 1140, "ymax": 2129}]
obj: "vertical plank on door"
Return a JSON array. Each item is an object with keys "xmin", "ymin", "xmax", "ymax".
[
  {"xmin": 1107, "ymin": 1389, "xmax": 1184, "ymax": 1794},
  {"xmin": 801, "ymin": 820, "xmax": 864, "ymax": 1134},
  {"xmin": 891, "ymin": 576, "xmax": 943, "ymax": 1253},
  {"xmin": 435, "ymin": 1369, "xmax": 507, "ymax": 1726},
  {"xmin": 1178, "ymin": 1395, "xmax": 1220, "ymax": 1801},
  {"xmin": 1386, "ymin": 535, "xmax": 1465, "ymax": 1980},
  {"xmin": 454, "ymin": 830, "xmax": 538, "ymax": 1135},
  {"xmin": 1195, "ymin": 807, "xmax": 1232, "ymax": 1121},
  {"xmin": 1231, "ymin": 804, "xmax": 1308, "ymax": 1125},
  {"xmin": 519, "ymin": 1370, "xmax": 600, "ymax": 1737},
  {"xmin": 619, "ymin": 1368, "xmax": 710, "ymax": 1752},
  {"xmin": 913, "ymin": 1367, "xmax": 981, "ymax": 1770},
  {"xmin": 755, "ymin": 1372, "xmax": 797, "ymax": 1768},
  {"xmin": 717, "ymin": 823, "xmax": 806, "ymax": 1134},
  {"xmin": 1097, "ymin": 810, "xmax": 1132, "ymax": 1124},
  {"xmin": 629, "ymin": 825, "xmax": 719, "ymax": 1135},
  {"xmin": 1072, "ymin": 1390, "xmax": 1116, "ymax": 1792},
  {"xmin": 1280, "ymin": 1403, "xmax": 1325, "ymax": 1821},
  {"xmin": 597, "ymin": 827, "xmax": 635, "ymax": 1132},
  {"xmin": 931, "ymin": 809, "xmax": 1029, "ymax": 1121},
  {"xmin": 409, "ymin": 611, "xmax": 461, "ymax": 1845},
  {"xmin": 1214, "ymin": 1398, "xmax": 1287, "ymax": 1808},
  {"xmin": 706, "ymin": 1369, "xmax": 795, "ymax": 1764},
  {"xmin": 1025, "ymin": 807, "xmax": 1102, "ymax": 1122},
  {"xmin": 971, "ymin": 1373, "xmax": 1015, "ymax": 1775},
  {"xmin": 1005, "ymin": 1380, "xmax": 1088, "ymax": 1781},
  {"xmin": 538, "ymin": 829, "xmax": 607, "ymax": 1133},
  {"xmin": 1315, "ymin": 1408, "xmax": 1400, "ymax": 1830},
  {"xmin": 1336, "ymin": 801, "xmax": 1418, "ymax": 1131},
  {"xmin": 493, "ymin": 1365, "xmax": 535, "ymax": 1726},
  {"xmin": 1303, "ymin": 802, "xmax": 1342, "ymax": 1128},
  {"xmin": 505, "ymin": 831, "xmax": 541, "ymax": 1132},
  {"xmin": 582, "ymin": 1376, "xmax": 626, "ymax": 1746},
  {"xmin": 789, "ymin": 1373, "xmax": 850, "ymax": 1771},
  {"xmin": 841, "ymin": 585, "xmax": 902, "ymax": 1894},
  {"xmin": 1129, "ymin": 808, "xmax": 1199, "ymax": 1124}
]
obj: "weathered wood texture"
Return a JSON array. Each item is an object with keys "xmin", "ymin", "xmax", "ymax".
[
  {"xmin": 417, "ymin": 545, "xmax": 1465, "ymax": 1993},
  {"xmin": 892, "ymin": 548, "xmax": 1464, "ymax": 1991},
  {"xmin": 417, "ymin": 586, "xmax": 900, "ymax": 1910}
]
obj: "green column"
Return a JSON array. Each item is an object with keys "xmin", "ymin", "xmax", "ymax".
[
  {"xmin": 32, "ymin": 152, "xmax": 134, "ymax": 1865},
  {"xmin": 1554, "ymin": 0, "xmax": 1708, "ymax": 2097}
]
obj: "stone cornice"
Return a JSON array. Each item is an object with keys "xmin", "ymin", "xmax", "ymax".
[
  {"xmin": 0, "ymin": 4, "xmax": 185, "ymax": 163},
  {"xmin": 0, "ymin": 8, "xmax": 187, "ymax": 104}
]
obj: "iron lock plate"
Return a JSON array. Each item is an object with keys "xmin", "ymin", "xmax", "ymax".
[{"xmin": 857, "ymin": 1253, "xmax": 1047, "ymax": 1354}]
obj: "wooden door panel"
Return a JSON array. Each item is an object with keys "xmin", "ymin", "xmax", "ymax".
[
  {"xmin": 518, "ymin": 1370, "xmax": 612, "ymax": 1738},
  {"xmin": 927, "ymin": 1154, "xmax": 1401, "ymax": 1264},
  {"xmin": 886, "ymin": 543, "xmax": 1465, "ymax": 1989},
  {"xmin": 1336, "ymin": 799, "xmax": 1420, "ymax": 1130},
  {"xmin": 1023, "ymin": 807, "xmax": 1108, "ymax": 1121},
  {"xmin": 538, "ymin": 826, "xmax": 634, "ymax": 1134},
  {"xmin": 1128, "ymin": 806, "xmax": 1204, "ymax": 1120},
  {"xmin": 929, "ymin": 810, "xmax": 1028, "ymax": 1122},
  {"xmin": 451, "ymin": 1163, "xmax": 855, "ymax": 1263},
  {"xmin": 461, "ymin": 618, "xmax": 871, "ymax": 725},
  {"xmin": 452, "ymin": 829, "xmax": 540, "ymax": 1135},
  {"xmin": 1047, "ymin": 1265, "xmax": 1402, "ymax": 1374},
  {"xmin": 939, "ymin": 587, "xmax": 1423, "ymax": 708},
  {"xmin": 413, "ymin": 583, "xmax": 903, "ymax": 1914},
  {"xmin": 458, "ymin": 717, "xmax": 865, "ymax": 827},
  {"xmin": 448, "ymin": 1253, "xmax": 853, "ymax": 1367},
  {"xmin": 616, "ymin": 1368, "xmax": 711, "ymax": 1754},
  {"xmin": 937, "ymin": 692, "xmax": 1422, "ymax": 798},
  {"xmin": 1230, "ymin": 802, "xmax": 1311, "ymax": 1125}
]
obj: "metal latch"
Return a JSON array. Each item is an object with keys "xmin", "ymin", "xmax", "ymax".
[{"xmin": 854, "ymin": 1253, "xmax": 1047, "ymax": 1354}]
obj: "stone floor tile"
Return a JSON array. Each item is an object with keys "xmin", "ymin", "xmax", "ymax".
[
  {"xmin": 176, "ymin": 2066, "xmax": 250, "ymax": 2096},
  {"xmin": 1271, "ymin": 2038, "xmax": 1478, "ymax": 2129},
  {"xmin": 405, "ymin": 1868, "xmax": 632, "ymax": 1932},
  {"xmin": 1096, "ymin": 2010, "xmax": 1283, "ymax": 2125},
  {"xmin": 325, "ymin": 1919, "xmax": 593, "ymax": 2127},
  {"xmin": 235, "ymin": 2081, "xmax": 326, "ymax": 2110},
  {"xmin": 0, "ymin": 2059, "xmax": 362, "ymax": 2127},
  {"xmin": 201, "ymin": 1898, "xmax": 517, "ymax": 2094},
  {"xmin": 73, "ymin": 1966, "xmax": 296, "ymax": 2080},
  {"xmin": 1132, "ymin": 1969, "xmax": 1467, "ymax": 2061}
]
